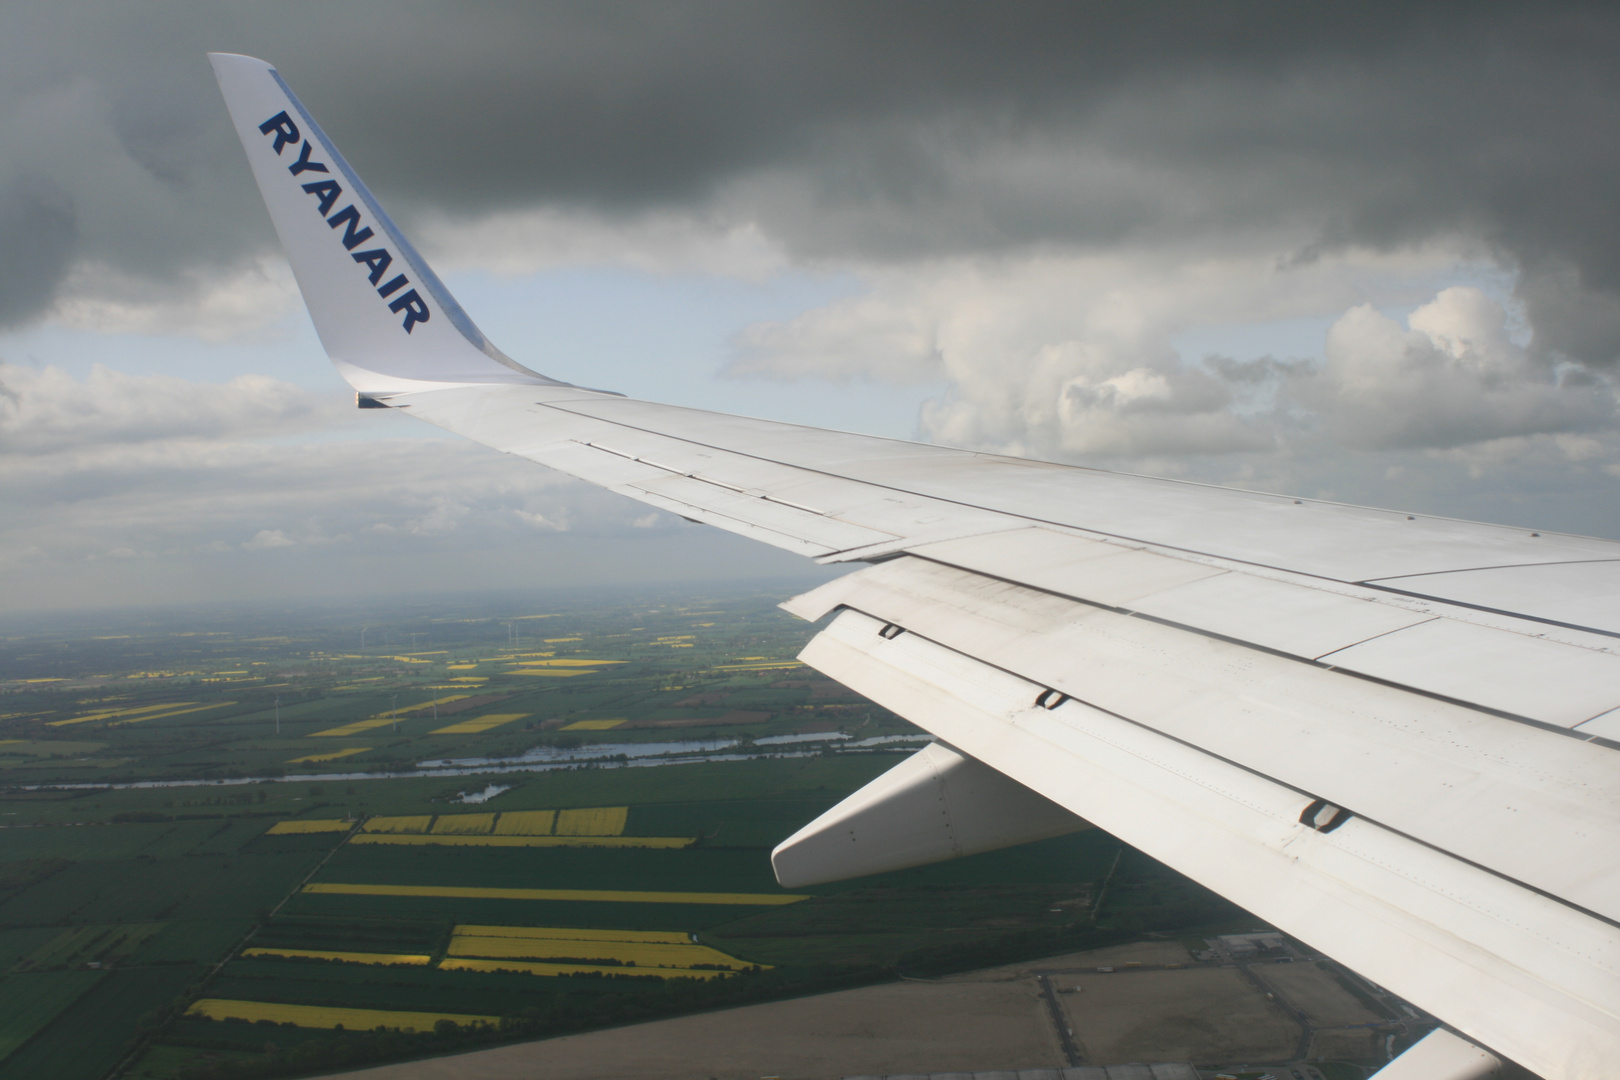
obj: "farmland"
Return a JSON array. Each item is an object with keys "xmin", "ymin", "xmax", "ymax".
[{"xmin": 0, "ymin": 584, "xmax": 1305, "ymax": 1080}]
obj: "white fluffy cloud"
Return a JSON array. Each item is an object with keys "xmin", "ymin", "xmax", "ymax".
[
  {"xmin": 48, "ymin": 258, "xmax": 302, "ymax": 344},
  {"xmin": 0, "ymin": 364, "xmax": 811, "ymax": 612},
  {"xmin": 725, "ymin": 246, "xmax": 1573, "ymax": 458},
  {"xmin": 0, "ymin": 361, "xmax": 336, "ymax": 452},
  {"xmin": 1307, "ymin": 288, "xmax": 1613, "ymax": 450},
  {"xmin": 724, "ymin": 254, "xmax": 1620, "ymax": 534}
]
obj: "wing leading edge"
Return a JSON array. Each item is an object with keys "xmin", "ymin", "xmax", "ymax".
[{"xmin": 213, "ymin": 54, "xmax": 1620, "ymax": 1079}]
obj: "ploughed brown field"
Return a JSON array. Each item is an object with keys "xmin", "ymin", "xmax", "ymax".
[{"xmin": 324, "ymin": 941, "xmax": 1318, "ymax": 1080}]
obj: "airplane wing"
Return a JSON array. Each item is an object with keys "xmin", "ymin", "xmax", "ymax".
[{"xmin": 211, "ymin": 53, "xmax": 1620, "ymax": 1080}]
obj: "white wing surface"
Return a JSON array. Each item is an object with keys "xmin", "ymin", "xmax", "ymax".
[{"xmin": 212, "ymin": 53, "xmax": 1620, "ymax": 1079}]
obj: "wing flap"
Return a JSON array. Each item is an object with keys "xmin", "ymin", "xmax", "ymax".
[
  {"xmin": 891, "ymin": 525, "xmax": 1620, "ymax": 721},
  {"xmin": 785, "ymin": 557, "xmax": 1620, "ymax": 927},
  {"xmin": 799, "ymin": 606, "xmax": 1620, "ymax": 1080},
  {"xmin": 770, "ymin": 740, "xmax": 1085, "ymax": 888}
]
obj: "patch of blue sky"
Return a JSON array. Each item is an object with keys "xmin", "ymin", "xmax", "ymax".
[
  {"xmin": 0, "ymin": 262, "xmax": 940, "ymax": 444},
  {"xmin": 445, "ymin": 264, "xmax": 942, "ymax": 440}
]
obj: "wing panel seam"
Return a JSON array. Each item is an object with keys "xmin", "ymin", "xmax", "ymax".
[
  {"xmin": 891, "ymin": 552, "xmax": 1612, "ymax": 744},
  {"xmin": 538, "ymin": 401, "xmax": 1616, "ymax": 642}
]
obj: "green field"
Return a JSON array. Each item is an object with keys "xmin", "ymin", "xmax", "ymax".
[
  {"xmin": 0, "ymin": 971, "xmax": 104, "ymax": 1060},
  {"xmin": 0, "ymin": 966, "xmax": 204, "ymax": 1080}
]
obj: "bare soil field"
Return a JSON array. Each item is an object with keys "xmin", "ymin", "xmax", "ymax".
[
  {"xmin": 327, "ymin": 941, "xmax": 1313, "ymax": 1080},
  {"xmin": 1308, "ymin": 1027, "xmax": 1382, "ymax": 1061},
  {"xmin": 326, "ymin": 979, "xmax": 1063, "ymax": 1080},
  {"xmin": 950, "ymin": 939, "xmax": 1195, "ymax": 980},
  {"xmin": 1253, "ymin": 962, "xmax": 1382, "ymax": 1026},
  {"xmin": 1059, "ymin": 967, "xmax": 1301, "ymax": 1065}
]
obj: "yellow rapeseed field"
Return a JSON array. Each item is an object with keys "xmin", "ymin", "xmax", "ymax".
[
  {"xmin": 50, "ymin": 701, "xmax": 232, "ymax": 727},
  {"xmin": 560, "ymin": 718, "xmax": 626, "ymax": 731},
  {"xmin": 446, "ymin": 935, "xmax": 752, "ymax": 970},
  {"xmin": 187, "ymin": 999, "xmax": 497, "ymax": 1030},
  {"xmin": 361, "ymin": 815, "xmax": 433, "ymax": 834},
  {"xmin": 311, "ymin": 717, "xmax": 398, "ymax": 737},
  {"xmin": 714, "ymin": 661, "xmax": 803, "ymax": 671},
  {"xmin": 108, "ymin": 702, "xmax": 233, "ymax": 726},
  {"xmin": 431, "ymin": 713, "xmax": 527, "ymax": 735},
  {"xmin": 554, "ymin": 806, "xmax": 629, "ymax": 836},
  {"xmin": 492, "ymin": 810, "xmax": 554, "ymax": 835},
  {"xmin": 313, "ymin": 695, "xmax": 473, "ymax": 736},
  {"xmin": 267, "ymin": 819, "xmax": 351, "ymax": 835},
  {"xmin": 508, "ymin": 669, "xmax": 590, "ymax": 678},
  {"xmin": 285, "ymin": 747, "xmax": 369, "ymax": 764},
  {"xmin": 304, "ymin": 883, "xmax": 808, "ymax": 905},
  {"xmin": 508, "ymin": 658, "xmax": 622, "ymax": 667},
  {"xmin": 241, "ymin": 947, "xmax": 430, "ymax": 965},
  {"xmin": 438, "ymin": 958, "xmax": 727, "ymax": 980},
  {"xmin": 431, "ymin": 813, "xmax": 495, "ymax": 835},
  {"xmin": 48, "ymin": 702, "xmax": 198, "ymax": 726},
  {"xmin": 347, "ymin": 834, "xmax": 692, "ymax": 849}
]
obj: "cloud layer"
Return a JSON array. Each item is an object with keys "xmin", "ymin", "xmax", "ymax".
[
  {"xmin": 0, "ymin": 363, "xmax": 814, "ymax": 612},
  {"xmin": 9, "ymin": 5, "xmax": 1620, "ymax": 611},
  {"xmin": 4, "ymin": 3, "xmax": 1620, "ymax": 363}
]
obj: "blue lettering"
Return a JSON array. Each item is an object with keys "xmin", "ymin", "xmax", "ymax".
[
  {"xmin": 377, "ymin": 274, "xmax": 409, "ymax": 298},
  {"xmin": 350, "ymin": 248, "xmax": 393, "ymax": 286},
  {"xmin": 257, "ymin": 111, "xmax": 300, "ymax": 154},
  {"xmin": 388, "ymin": 289, "xmax": 430, "ymax": 333},
  {"xmin": 301, "ymin": 179, "xmax": 342, "ymax": 217},
  {"xmin": 288, "ymin": 140, "xmax": 329, "ymax": 176},
  {"xmin": 326, "ymin": 206, "xmax": 375, "ymax": 251}
]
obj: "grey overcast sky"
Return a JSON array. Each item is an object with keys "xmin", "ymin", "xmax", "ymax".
[{"xmin": 5, "ymin": 2, "xmax": 1620, "ymax": 613}]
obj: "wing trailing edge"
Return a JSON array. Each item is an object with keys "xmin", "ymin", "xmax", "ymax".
[{"xmin": 1368, "ymin": 1028, "xmax": 1502, "ymax": 1079}]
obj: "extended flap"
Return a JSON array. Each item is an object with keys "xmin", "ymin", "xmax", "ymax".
[{"xmin": 771, "ymin": 740, "xmax": 1085, "ymax": 888}]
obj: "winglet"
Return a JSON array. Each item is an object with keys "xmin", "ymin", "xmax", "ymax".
[{"xmin": 208, "ymin": 52, "xmax": 564, "ymax": 397}]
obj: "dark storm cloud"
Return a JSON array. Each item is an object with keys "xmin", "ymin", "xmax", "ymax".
[
  {"xmin": 7, "ymin": 2, "xmax": 1620, "ymax": 359},
  {"xmin": 0, "ymin": 176, "xmax": 75, "ymax": 324}
]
